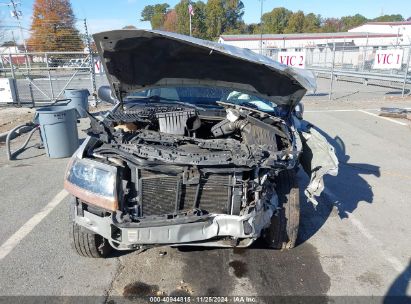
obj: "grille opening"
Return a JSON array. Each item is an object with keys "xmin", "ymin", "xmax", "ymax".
[{"xmin": 139, "ymin": 170, "xmax": 240, "ymax": 217}]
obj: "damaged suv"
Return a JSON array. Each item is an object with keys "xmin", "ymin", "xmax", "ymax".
[{"xmin": 64, "ymin": 30, "xmax": 338, "ymax": 258}]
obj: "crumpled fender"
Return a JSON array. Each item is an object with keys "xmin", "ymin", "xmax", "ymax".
[{"xmin": 296, "ymin": 120, "xmax": 339, "ymax": 205}]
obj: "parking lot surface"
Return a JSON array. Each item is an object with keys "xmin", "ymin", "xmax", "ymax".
[{"xmin": 0, "ymin": 99, "xmax": 410, "ymax": 303}]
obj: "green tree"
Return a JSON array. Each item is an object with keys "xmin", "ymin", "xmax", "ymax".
[
  {"xmin": 261, "ymin": 7, "xmax": 292, "ymax": 34},
  {"xmin": 224, "ymin": 0, "xmax": 245, "ymax": 32},
  {"xmin": 28, "ymin": 0, "xmax": 82, "ymax": 51},
  {"xmin": 284, "ymin": 10, "xmax": 305, "ymax": 33},
  {"xmin": 192, "ymin": 1, "xmax": 207, "ymax": 38},
  {"xmin": 340, "ymin": 14, "xmax": 367, "ymax": 31},
  {"xmin": 373, "ymin": 14, "xmax": 404, "ymax": 22},
  {"xmin": 163, "ymin": 9, "xmax": 178, "ymax": 32},
  {"xmin": 174, "ymin": 1, "xmax": 207, "ymax": 38},
  {"xmin": 321, "ymin": 18, "xmax": 343, "ymax": 32},
  {"xmin": 303, "ymin": 13, "xmax": 321, "ymax": 32},
  {"xmin": 140, "ymin": 3, "xmax": 170, "ymax": 29},
  {"xmin": 243, "ymin": 23, "xmax": 258, "ymax": 34},
  {"xmin": 222, "ymin": 21, "xmax": 247, "ymax": 34},
  {"xmin": 175, "ymin": 0, "xmax": 190, "ymax": 35},
  {"xmin": 205, "ymin": 0, "xmax": 226, "ymax": 38}
]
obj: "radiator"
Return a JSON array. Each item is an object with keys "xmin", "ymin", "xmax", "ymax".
[{"xmin": 139, "ymin": 171, "xmax": 237, "ymax": 216}]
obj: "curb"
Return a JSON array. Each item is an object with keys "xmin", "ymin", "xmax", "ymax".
[{"xmin": 0, "ymin": 126, "xmax": 34, "ymax": 143}]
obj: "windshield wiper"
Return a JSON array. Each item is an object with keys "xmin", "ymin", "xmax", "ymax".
[
  {"xmin": 235, "ymin": 101, "xmax": 259, "ymax": 110},
  {"xmin": 127, "ymin": 95, "xmax": 206, "ymax": 111}
]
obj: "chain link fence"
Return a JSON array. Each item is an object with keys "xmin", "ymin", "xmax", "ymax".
[
  {"xmin": 252, "ymin": 43, "xmax": 411, "ymax": 101},
  {"xmin": 0, "ymin": 51, "xmax": 108, "ymax": 105},
  {"xmin": 1, "ymin": 39, "xmax": 410, "ymax": 106},
  {"xmin": 0, "ymin": 18, "xmax": 108, "ymax": 106}
]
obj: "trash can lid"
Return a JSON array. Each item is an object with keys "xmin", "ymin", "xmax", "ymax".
[
  {"xmin": 36, "ymin": 106, "xmax": 76, "ymax": 114},
  {"xmin": 64, "ymin": 89, "xmax": 90, "ymax": 97}
]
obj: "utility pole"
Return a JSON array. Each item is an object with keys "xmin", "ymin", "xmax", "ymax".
[
  {"xmin": 1, "ymin": 0, "xmax": 29, "ymax": 106},
  {"xmin": 259, "ymin": 0, "xmax": 264, "ymax": 54},
  {"xmin": 0, "ymin": 0, "xmax": 31, "ymax": 72},
  {"xmin": 1, "ymin": 0, "xmax": 31, "ymax": 70}
]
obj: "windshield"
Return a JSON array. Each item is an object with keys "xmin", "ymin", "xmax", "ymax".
[{"xmin": 125, "ymin": 86, "xmax": 277, "ymax": 112}]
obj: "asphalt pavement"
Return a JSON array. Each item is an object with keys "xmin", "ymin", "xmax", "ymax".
[{"xmin": 0, "ymin": 99, "xmax": 410, "ymax": 303}]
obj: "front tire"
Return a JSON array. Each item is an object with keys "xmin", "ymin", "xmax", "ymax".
[
  {"xmin": 263, "ymin": 169, "xmax": 300, "ymax": 249},
  {"xmin": 69, "ymin": 196, "xmax": 112, "ymax": 258}
]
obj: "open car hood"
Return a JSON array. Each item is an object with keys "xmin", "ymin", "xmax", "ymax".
[{"xmin": 93, "ymin": 30, "xmax": 316, "ymax": 107}]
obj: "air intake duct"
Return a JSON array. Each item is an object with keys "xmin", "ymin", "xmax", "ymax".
[{"xmin": 156, "ymin": 110, "xmax": 196, "ymax": 135}]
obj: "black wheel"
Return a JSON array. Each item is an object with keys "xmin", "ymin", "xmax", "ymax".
[
  {"xmin": 69, "ymin": 197, "xmax": 112, "ymax": 258},
  {"xmin": 263, "ymin": 169, "xmax": 300, "ymax": 249}
]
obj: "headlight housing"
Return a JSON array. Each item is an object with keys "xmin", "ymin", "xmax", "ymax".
[{"xmin": 64, "ymin": 158, "xmax": 118, "ymax": 211}]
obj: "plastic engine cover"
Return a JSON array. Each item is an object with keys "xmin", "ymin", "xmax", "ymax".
[{"xmin": 156, "ymin": 110, "xmax": 196, "ymax": 135}]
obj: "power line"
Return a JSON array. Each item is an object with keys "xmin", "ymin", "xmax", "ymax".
[
  {"xmin": 0, "ymin": 0, "xmax": 30, "ymax": 69},
  {"xmin": 0, "ymin": 0, "xmax": 26, "ymax": 45}
]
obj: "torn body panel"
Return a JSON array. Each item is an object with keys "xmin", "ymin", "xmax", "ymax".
[{"xmin": 298, "ymin": 120, "xmax": 339, "ymax": 205}]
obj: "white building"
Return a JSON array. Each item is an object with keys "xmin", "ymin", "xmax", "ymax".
[
  {"xmin": 0, "ymin": 45, "xmax": 22, "ymax": 54},
  {"xmin": 349, "ymin": 21, "xmax": 411, "ymax": 44},
  {"xmin": 218, "ymin": 21, "xmax": 411, "ymax": 50},
  {"xmin": 218, "ymin": 31, "xmax": 406, "ymax": 51},
  {"xmin": 0, "ymin": 45, "xmax": 27, "ymax": 65},
  {"xmin": 218, "ymin": 22, "xmax": 411, "ymax": 69}
]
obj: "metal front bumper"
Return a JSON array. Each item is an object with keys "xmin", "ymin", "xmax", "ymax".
[{"xmin": 74, "ymin": 210, "xmax": 258, "ymax": 249}]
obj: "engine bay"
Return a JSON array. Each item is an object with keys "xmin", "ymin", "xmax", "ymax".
[
  {"xmin": 77, "ymin": 102, "xmax": 300, "ymax": 225},
  {"xmin": 88, "ymin": 102, "xmax": 297, "ymax": 168}
]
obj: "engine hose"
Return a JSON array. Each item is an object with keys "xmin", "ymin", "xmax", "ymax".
[{"xmin": 6, "ymin": 123, "xmax": 39, "ymax": 161}]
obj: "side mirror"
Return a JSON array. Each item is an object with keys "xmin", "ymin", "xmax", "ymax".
[
  {"xmin": 294, "ymin": 102, "xmax": 304, "ymax": 120},
  {"xmin": 98, "ymin": 86, "xmax": 118, "ymax": 104}
]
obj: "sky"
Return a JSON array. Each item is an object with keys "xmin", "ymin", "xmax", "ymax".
[{"xmin": 1, "ymin": 0, "xmax": 411, "ymax": 42}]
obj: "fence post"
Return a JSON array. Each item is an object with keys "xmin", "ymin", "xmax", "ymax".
[
  {"xmin": 329, "ymin": 42, "xmax": 336, "ymax": 100},
  {"xmin": 45, "ymin": 52, "xmax": 55, "ymax": 100},
  {"xmin": 8, "ymin": 53, "xmax": 22, "ymax": 106},
  {"xmin": 8, "ymin": 53, "xmax": 16, "ymax": 79},
  {"xmin": 0, "ymin": 56, "xmax": 4, "ymax": 77},
  {"xmin": 28, "ymin": 81, "xmax": 35, "ymax": 107},
  {"xmin": 84, "ymin": 19, "xmax": 98, "ymax": 107},
  {"xmin": 361, "ymin": 33, "xmax": 369, "ymax": 71},
  {"xmin": 402, "ymin": 46, "xmax": 411, "ymax": 97}
]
